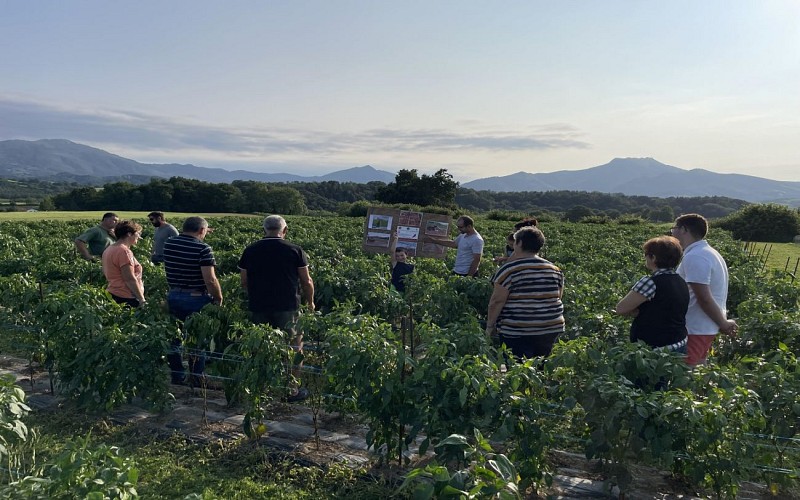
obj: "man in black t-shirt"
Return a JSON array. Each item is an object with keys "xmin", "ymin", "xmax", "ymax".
[{"xmin": 239, "ymin": 215, "xmax": 315, "ymax": 402}]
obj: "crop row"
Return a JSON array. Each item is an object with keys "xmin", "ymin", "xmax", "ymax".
[{"xmin": 0, "ymin": 216, "xmax": 798, "ymax": 497}]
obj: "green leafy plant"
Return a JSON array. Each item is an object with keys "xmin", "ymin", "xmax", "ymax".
[{"xmin": 400, "ymin": 430, "xmax": 521, "ymax": 499}]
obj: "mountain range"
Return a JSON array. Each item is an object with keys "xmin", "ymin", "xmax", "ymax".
[
  {"xmin": 1, "ymin": 139, "xmax": 798, "ymax": 206},
  {"xmin": 0, "ymin": 139, "xmax": 396, "ymax": 185},
  {"xmin": 461, "ymin": 157, "xmax": 800, "ymax": 206}
]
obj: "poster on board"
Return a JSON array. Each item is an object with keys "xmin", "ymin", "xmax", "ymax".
[{"xmin": 362, "ymin": 207, "xmax": 451, "ymax": 259}]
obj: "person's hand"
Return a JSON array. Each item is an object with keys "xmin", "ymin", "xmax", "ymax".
[
  {"xmin": 720, "ymin": 319, "xmax": 738, "ymax": 336},
  {"xmin": 484, "ymin": 324, "xmax": 497, "ymax": 337}
]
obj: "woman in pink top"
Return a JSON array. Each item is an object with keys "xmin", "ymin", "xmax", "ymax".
[{"xmin": 102, "ymin": 220, "xmax": 145, "ymax": 307}]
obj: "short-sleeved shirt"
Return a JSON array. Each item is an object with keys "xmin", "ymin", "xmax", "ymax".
[
  {"xmin": 163, "ymin": 234, "xmax": 216, "ymax": 291},
  {"xmin": 151, "ymin": 223, "xmax": 179, "ymax": 264},
  {"xmin": 238, "ymin": 237, "xmax": 309, "ymax": 312},
  {"xmin": 453, "ymin": 231, "xmax": 484, "ymax": 274},
  {"xmin": 102, "ymin": 244, "xmax": 142, "ymax": 299},
  {"xmin": 677, "ymin": 240, "xmax": 730, "ymax": 335},
  {"xmin": 77, "ymin": 225, "xmax": 115, "ymax": 256},
  {"xmin": 491, "ymin": 256, "xmax": 565, "ymax": 337}
]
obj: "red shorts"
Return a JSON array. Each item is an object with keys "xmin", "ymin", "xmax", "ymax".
[{"xmin": 686, "ymin": 334, "xmax": 716, "ymax": 366}]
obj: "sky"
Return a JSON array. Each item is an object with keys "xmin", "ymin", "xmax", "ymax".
[{"xmin": 1, "ymin": 1, "xmax": 799, "ymax": 182}]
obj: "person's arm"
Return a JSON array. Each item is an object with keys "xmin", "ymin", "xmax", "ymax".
[
  {"xmin": 467, "ymin": 253, "xmax": 482, "ymax": 277},
  {"xmin": 239, "ymin": 268, "xmax": 248, "ymax": 289},
  {"xmin": 615, "ymin": 290, "xmax": 646, "ymax": 316},
  {"xmin": 485, "ymin": 282, "xmax": 510, "ymax": 335},
  {"xmin": 120, "ymin": 264, "xmax": 146, "ymax": 304},
  {"xmin": 74, "ymin": 239, "xmax": 95, "ymax": 261},
  {"xmin": 389, "ymin": 232, "xmax": 398, "ymax": 268},
  {"xmin": 201, "ymin": 265, "xmax": 224, "ymax": 306},
  {"xmin": 422, "ymin": 234, "xmax": 458, "ymax": 248},
  {"xmin": 688, "ymin": 282, "xmax": 737, "ymax": 335},
  {"xmin": 298, "ymin": 266, "xmax": 315, "ymax": 311}
]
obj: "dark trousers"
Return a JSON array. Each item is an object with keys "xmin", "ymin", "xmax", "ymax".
[
  {"xmin": 499, "ymin": 332, "xmax": 560, "ymax": 359},
  {"xmin": 111, "ymin": 293, "xmax": 139, "ymax": 308},
  {"xmin": 167, "ymin": 290, "xmax": 213, "ymax": 383}
]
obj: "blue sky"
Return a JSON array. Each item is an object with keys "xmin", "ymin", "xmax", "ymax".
[{"xmin": 1, "ymin": 1, "xmax": 798, "ymax": 181}]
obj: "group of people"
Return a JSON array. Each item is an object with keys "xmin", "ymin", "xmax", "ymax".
[
  {"xmin": 417, "ymin": 213, "xmax": 734, "ymax": 367},
  {"xmin": 74, "ymin": 213, "xmax": 314, "ymax": 401},
  {"xmin": 616, "ymin": 213, "xmax": 736, "ymax": 366},
  {"xmin": 75, "ymin": 210, "xmax": 735, "ymax": 393}
]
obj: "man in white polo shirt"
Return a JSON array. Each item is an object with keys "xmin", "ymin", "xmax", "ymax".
[{"xmin": 672, "ymin": 213, "xmax": 737, "ymax": 365}]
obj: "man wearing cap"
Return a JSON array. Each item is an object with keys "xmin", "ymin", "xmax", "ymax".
[
  {"xmin": 239, "ymin": 215, "xmax": 315, "ymax": 402},
  {"xmin": 163, "ymin": 216, "xmax": 223, "ymax": 384},
  {"xmin": 147, "ymin": 211, "xmax": 179, "ymax": 264},
  {"xmin": 75, "ymin": 212, "xmax": 118, "ymax": 261}
]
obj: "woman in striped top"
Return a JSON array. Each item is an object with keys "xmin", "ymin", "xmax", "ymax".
[{"xmin": 486, "ymin": 227, "xmax": 565, "ymax": 359}]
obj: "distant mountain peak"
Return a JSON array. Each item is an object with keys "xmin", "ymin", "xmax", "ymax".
[
  {"xmin": 461, "ymin": 157, "xmax": 800, "ymax": 206},
  {"xmin": 0, "ymin": 139, "xmax": 396, "ymax": 185}
]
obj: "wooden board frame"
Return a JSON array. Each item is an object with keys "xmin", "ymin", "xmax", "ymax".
[{"xmin": 362, "ymin": 207, "xmax": 451, "ymax": 259}]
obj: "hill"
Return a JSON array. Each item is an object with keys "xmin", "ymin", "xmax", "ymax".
[
  {"xmin": 0, "ymin": 139, "xmax": 396, "ymax": 184},
  {"xmin": 462, "ymin": 158, "xmax": 800, "ymax": 206},
  {"xmin": 2, "ymin": 140, "xmax": 798, "ymax": 207}
]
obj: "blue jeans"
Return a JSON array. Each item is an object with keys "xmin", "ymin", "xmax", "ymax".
[{"xmin": 167, "ymin": 290, "xmax": 213, "ymax": 382}]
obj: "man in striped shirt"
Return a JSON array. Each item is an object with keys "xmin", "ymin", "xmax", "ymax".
[
  {"xmin": 163, "ymin": 216, "xmax": 223, "ymax": 385},
  {"xmin": 486, "ymin": 227, "xmax": 565, "ymax": 358}
]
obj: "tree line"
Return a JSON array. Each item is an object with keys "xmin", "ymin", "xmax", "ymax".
[{"xmin": 36, "ymin": 169, "xmax": 749, "ymax": 221}]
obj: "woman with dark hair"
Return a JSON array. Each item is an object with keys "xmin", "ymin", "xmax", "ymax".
[
  {"xmin": 486, "ymin": 226, "xmax": 565, "ymax": 358},
  {"xmin": 102, "ymin": 220, "xmax": 146, "ymax": 307},
  {"xmin": 494, "ymin": 217, "xmax": 539, "ymax": 264},
  {"xmin": 513, "ymin": 217, "xmax": 538, "ymax": 231},
  {"xmin": 615, "ymin": 236, "xmax": 689, "ymax": 352}
]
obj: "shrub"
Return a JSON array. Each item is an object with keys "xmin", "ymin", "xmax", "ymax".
[
  {"xmin": 579, "ymin": 215, "xmax": 612, "ymax": 224},
  {"xmin": 716, "ymin": 204, "xmax": 800, "ymax": 242},
  {"xmin": 616, "ymin": 215, "xmax": 647, "ymax": 225}
]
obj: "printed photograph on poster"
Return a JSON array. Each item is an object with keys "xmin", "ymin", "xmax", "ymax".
[
  {"xmin": 397, "ymin": 226, "xmax": 419, "ymax": 240},
  {"xmin": 399, "ymin": 210, "xmax": 422, "ymax": 227},
  {"xmin": 368, "ymin": 214, "xmax": 393, "ymax": 230},
  {"xmin": 422, "ymin": 242, "xmax": 448, "ymax": 257},
  {"xmin": 424, "ymin": 220, "xmax": 450, "ymax": 237},
  {"xmin": 365, "ymin": 231, "xmax": 391, "ymax": 247},
  {"xmin": 397, "ymin": 241, "xmax": 418, "ymax": 256}
]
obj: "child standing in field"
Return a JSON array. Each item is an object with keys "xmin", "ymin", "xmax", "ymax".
[
  {"xmin": 389, "ymin": 232, "xmax": 414, "ymax": 293},
  {"xmin": 493, "ymin": 232, "xmax": 516, "ymax": 264}
]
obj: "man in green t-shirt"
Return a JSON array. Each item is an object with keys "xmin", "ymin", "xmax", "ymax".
[{"xmin": 75, "ymin": 212, "xmax": 118, "ymax": 261}]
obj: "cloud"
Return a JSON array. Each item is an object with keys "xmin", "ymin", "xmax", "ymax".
[{"xmin": 0, "ymin": 97, "xmax": 590, "ymax": 160}]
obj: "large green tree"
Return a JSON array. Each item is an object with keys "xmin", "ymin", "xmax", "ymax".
[{"xmin": 375, "ymin": 168, "xmax": 458, "ymax": 207}]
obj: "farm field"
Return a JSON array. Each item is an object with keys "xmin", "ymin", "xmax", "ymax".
[
  {"xmin": 0, "ymin": 214, "xmax": 798, "ymax": 498},
  {"xmin": 744, "ymin": 241, "xmax": 800, "ymax": 275}
]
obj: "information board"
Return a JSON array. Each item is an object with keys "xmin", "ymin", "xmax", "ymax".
[{"xmin": 362, "ymin": 207, "xmax": 451, "ymax": 259}]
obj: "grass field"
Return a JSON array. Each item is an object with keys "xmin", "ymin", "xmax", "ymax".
[{"xmin": 745, "ymin": 241, "xmax": 800, "ymax": 274}]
